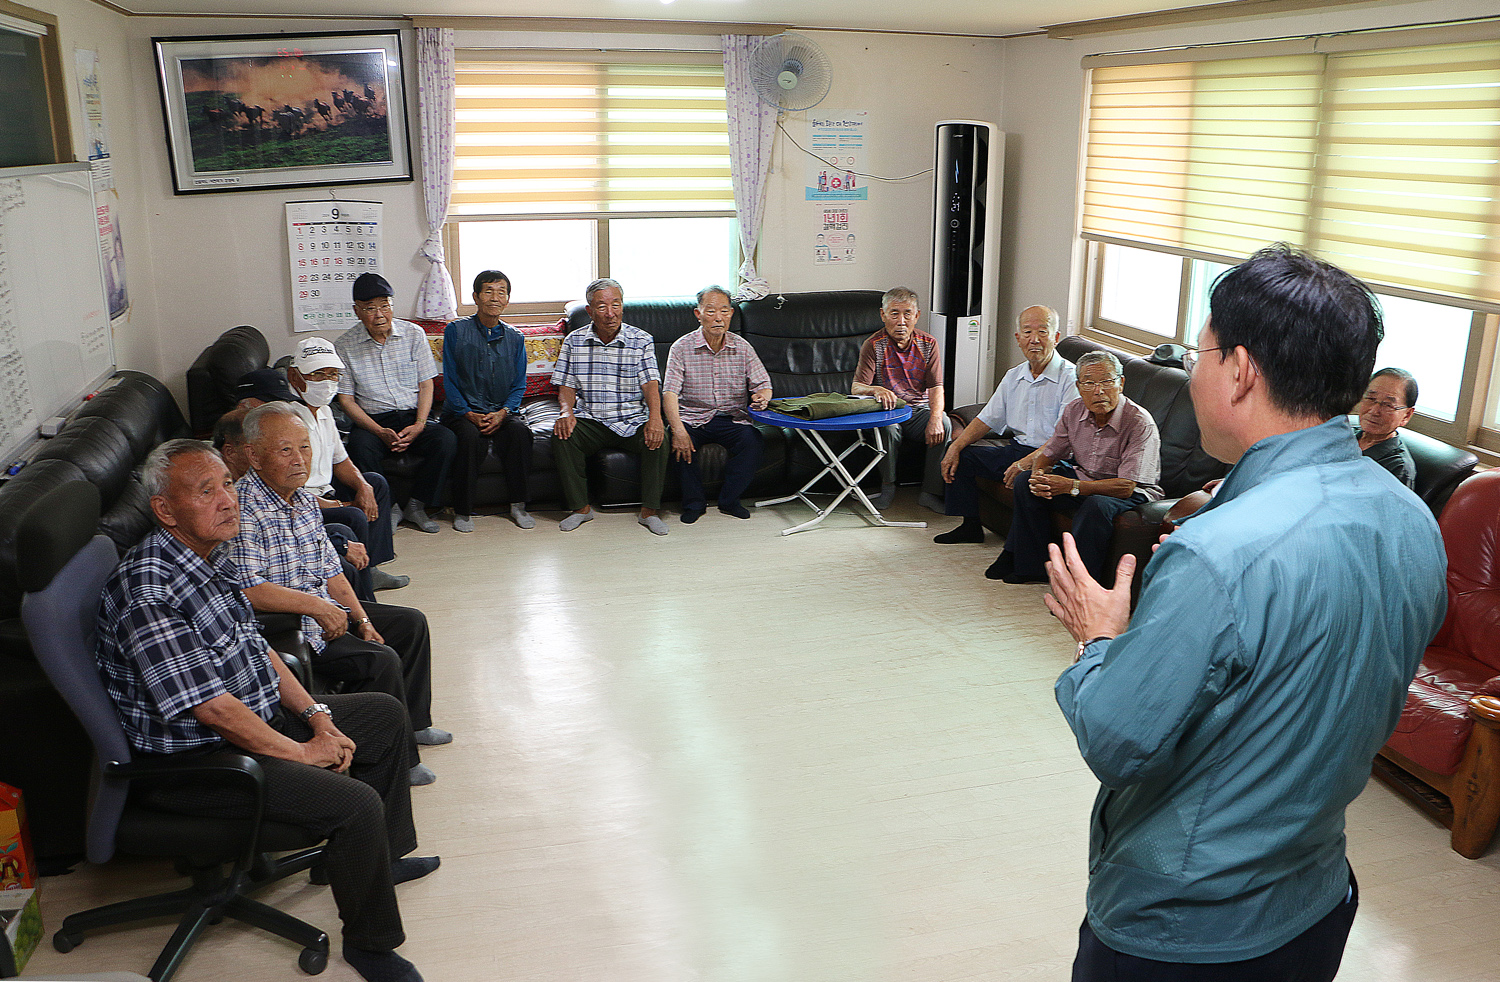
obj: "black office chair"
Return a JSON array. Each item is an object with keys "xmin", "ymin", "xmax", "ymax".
[{"xmin": 18, "ymin": 481, "xmax": 330, "ymax": 981}]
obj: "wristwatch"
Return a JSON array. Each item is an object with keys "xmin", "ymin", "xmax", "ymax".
[
  {"xmin": 1070, "ymin": 479, "xmax": 1080, "ymax": 496},
  {"xmin": 301, "ymin": 702, "xmax": 332, "ymax": 722}
]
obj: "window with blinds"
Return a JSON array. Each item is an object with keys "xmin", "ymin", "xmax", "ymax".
[
  {"xmin": 1081, "ymin": 39, "xmax": 1500, "ymax": 309},
  {"xmin": 451, "ymin": 58, "xmax": 733, "ymax": 218}
]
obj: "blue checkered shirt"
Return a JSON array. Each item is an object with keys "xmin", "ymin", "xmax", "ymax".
[
  {"xmin": 551, "ymin": 323, "xmax": 661, "ymax": 436},
  {"xmin": 334, "ymin": 318, "xmax": 439, "ymax": 414},
  {"xmin": 230, "ymin": 472, "xmax": 344, "ymax": 653},
  {"xmin": 97, "ymin": 529, "xmax": 280, "ymax": 755}
]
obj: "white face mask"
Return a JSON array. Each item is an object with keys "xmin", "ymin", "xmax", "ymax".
[{"xmin": 302, "ymin": 379, "xmax": 338, "ymax": 408}]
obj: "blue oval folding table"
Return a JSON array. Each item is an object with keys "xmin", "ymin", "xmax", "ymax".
[{"xmin": 747, "ymin": 405, "xmax": 929, "ymax": 535}]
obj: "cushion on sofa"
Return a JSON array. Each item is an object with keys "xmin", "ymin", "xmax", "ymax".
[{"xmin": 519, "ymin": 320, "xmax": 568, "ymax": 398}]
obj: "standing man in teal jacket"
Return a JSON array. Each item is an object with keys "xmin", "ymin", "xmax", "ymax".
[{"xmin": 1044, "ymin": 244, "xmax": 1446, "ymax": 981}]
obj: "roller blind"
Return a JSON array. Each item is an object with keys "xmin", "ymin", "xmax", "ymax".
[
  {"xmin": 451, "ymin": 58, "xmax": 733, "ymax": 217},
  {"xmin": 1081, "ymin": 38, "xmax": 1500, "ymax": 307},
  {"xmin": 1082, "ymin": 56, "xmax": 1324, "ymax": 260}
]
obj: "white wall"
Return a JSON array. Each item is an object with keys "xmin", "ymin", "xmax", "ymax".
[{"xmin": 997, "ymin": 0, "xmax": 1500, "ymax": 375}]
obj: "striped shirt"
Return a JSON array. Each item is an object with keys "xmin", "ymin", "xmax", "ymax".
[
  {"xmin": 334, "ymin": 318, "xmax": 439, "ymax": 414},
  {"xmin": 551, "ymin": 323, "xmax": 661, "ymax": 436},
  {"xmin": 662, "ymin": 329, "xmax": 771, "ymax": 426},
  {"xmin": 96, "ymin": 528, "xmax": 279, "ymax": 755},
  {"xmin": 854, "ymin": 330, "xmax": 943, "ymax": 407},
  {"xmin": 230, "ymin": 471, "xmax": 344, "ymax": 653}
]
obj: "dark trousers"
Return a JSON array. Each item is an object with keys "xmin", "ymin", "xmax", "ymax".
[
  {"xmin": 324, "ymin": 471, "xmax": 395, "ymax": 567},
  {"xmin": 676, "ymin": 415, "xmax": 764, "ymax": 510},
  {"xmin": 552, "ymin": 416, "xmax": 669, "ymax": 511},
  {"xmin": 137, "ymin": 691, "xmax": 418, "ymax": 951},
  {"xmin": 326, "ymin": 523, "xmax": 375, "ymax": 605},
  {"xmin": 315, "ymin": 602, "xmax": 434, "ymax": 733},
  {"xmin": 346, "ymin": 410, "xmax": 457, "ymax": 509},
  {"xmin": 443, "ymin": 411, "xmax": 533, "ymax": 514},
  {"xmin": 1072, "ymin": 867, "xmax": 1358, "ymax": 982},
  {"xmin": 943, "ymin": 441, "xmax": 1037, "ymax": 518},
  {"xmin": 879, "ymin": 405, "xmax": 951, "ymax": 497},
  {"xmin": 1006, "ymin": 462, "xmax": 1145, "ymax": 581}
]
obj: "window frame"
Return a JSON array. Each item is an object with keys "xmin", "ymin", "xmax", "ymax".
[{"xmin": 0, "ymin": 0, "xmax": 72, "ymax": 166}]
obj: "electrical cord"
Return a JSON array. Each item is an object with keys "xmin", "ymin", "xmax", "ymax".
[{"xmin": 776, "ymin": 120, "xmax": 934, "ymax": 183}]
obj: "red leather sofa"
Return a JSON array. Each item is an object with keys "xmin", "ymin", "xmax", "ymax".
[{"xmin": 1375, "ymin": 469, "xmax": 1500, "ymax": 858}]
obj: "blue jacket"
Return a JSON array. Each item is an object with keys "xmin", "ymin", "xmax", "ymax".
[
  {"xmin": 442, "ymin": 315, "xmax": 526, "ymax": 415},
  {"xmin": 1056, "ymin": 417, "xmax": 1446, "ymax": 962}
]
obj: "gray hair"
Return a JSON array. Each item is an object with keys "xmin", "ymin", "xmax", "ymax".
[
  {"xmin": 1076, "ymin": 350, "xmax": 1123, "ymax": 380},
  {"xmin": 141, "ymin": 439, "xmax": 223, "ymax": 499},
  {"xmin": 882, "ymin": 287, "xmax": 920, "ymax": 310},
  {"xmin": 243, "ymin": 401, "xmax": 313, "ymax": 447},
  {"xmin": 696, "ymin": 284, "xmax": 732, "ymax": 306},
  {"xmin": 585, "ymin": 278, "xmax": 623, "ymax": 303}
]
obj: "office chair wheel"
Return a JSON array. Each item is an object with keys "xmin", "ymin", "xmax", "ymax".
[
  {"xmin": 299, "ymin": 946, "xmax": 328, "ymax": 975},
  {"xmin": 53, "ymin": 929, "xmax": 80, "ymax": 953}
]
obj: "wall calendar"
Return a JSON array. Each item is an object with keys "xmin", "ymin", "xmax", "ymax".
[{"xmin": 286, "ymin": 199, "xmax": 382, "ymax": 333}]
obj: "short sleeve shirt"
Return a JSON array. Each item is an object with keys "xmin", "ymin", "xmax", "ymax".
[
  {"xmin": 977, "ymin": 352, "xmax": 1077, "ymax": 448},
  {"xmin": 662, "ymin": 329, "xmax": 771, "ymax": 425},
  {"xmin": 96, "ymin": 529, "xmax": 279, "ymax": 755},
  {"xmin": 334, "ymin": 318, "xmax": 440, "ymax": 414},
  {"xmin": 551, "ymin": 323, "xmax": 661, "ymax": 436},
  {"xmin": 1041, "ymin": 395, "xmax": 1163, "ymax": 500},
  {"xmin": 854, "ymin": 331, "xmax": 943, "ymax": 407},
  {"xmin": 229, "ymin": 472, "xmax": 344, "ymax": 653},
  {"xmin": 306, "ymin": 403, "xmax": 349, "ymax": 497}
]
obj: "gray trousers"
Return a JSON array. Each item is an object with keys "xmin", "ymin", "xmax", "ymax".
[{"xmin": 880, "ymin": 406, "xmax": 951, "ymax": 497}]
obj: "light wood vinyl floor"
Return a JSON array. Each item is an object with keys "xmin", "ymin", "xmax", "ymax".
[{"xmin": 23, "ymin": 492, "xmax": 1500, "ymax": 981}]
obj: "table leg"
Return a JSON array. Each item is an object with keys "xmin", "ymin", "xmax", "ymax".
[{"xmin": 760, "ymin": 426, "xmax": 927, "ymax": 535}]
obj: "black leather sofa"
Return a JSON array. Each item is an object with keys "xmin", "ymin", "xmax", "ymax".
[
  {"xmin": 957, "ymin": 335, "xmax": 1481, "ymax": 594},
  {"xmin": 0, "ymin": 371, "xmax": 189, "ymax": 864},
  {"xmin": 187, "ymin": 291, "xmax": 929, "ymax": 511}
]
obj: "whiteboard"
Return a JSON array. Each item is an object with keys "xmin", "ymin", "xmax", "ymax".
[{"xmin": 0, "ymin": 162, "xmax": 116, "ymax": 465}]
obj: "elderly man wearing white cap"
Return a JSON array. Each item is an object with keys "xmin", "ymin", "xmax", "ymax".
[{"xmin": 289, "ymin": 337, "xmax": 408, "ymax": 594}]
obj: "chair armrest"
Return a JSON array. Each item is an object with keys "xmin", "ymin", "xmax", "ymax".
[
  {"xmin": 1471, "ymin": 694, "xmax": 1500, "ymax": 729},
  {"xmin": 106, "ymin": 750, "xmax": 272, "ymax": 869},
  {"xmin": 950, "ymin": 404, "xmax": 990, "ymax": 430}
]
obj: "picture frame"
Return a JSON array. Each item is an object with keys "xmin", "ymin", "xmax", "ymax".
[{"xmin": 153, "ymin": 30, "xmax": 413, "ymax": 195}]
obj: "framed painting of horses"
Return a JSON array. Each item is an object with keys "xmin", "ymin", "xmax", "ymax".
[{"xmin": 153, "ymin": 31, "xmax": 412, "ymax": 194}]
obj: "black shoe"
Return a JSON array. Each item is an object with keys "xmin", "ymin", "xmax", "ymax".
[
  {"xmin": 1002, "ymin": 570, "xmax": 1050, "ymax": 585},
  {"xmin": 718, "ymin": 502, "xmax": 751, "ymax": 519},
  {"xmin": 934, "ymin": 521, "xmax": 985, "ymax": 544},
  {"xmin": 984, "ymin": 551, "xmax": 1016, "ymax": 580},
  {"xmin": 681, "ymin": 505, "xmax": 705, "ymax": 524}
]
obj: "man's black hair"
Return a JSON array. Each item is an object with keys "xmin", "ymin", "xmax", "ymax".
[
  {"xmin": 472, "ymin": 269, "xmax": 511, "ymax": 295},
  {"xmin": 1369, "ymin": 366, "xmax": 1418, "ymax": 410},
  {"xmin": 1208, "ymin": 243, "xmax": 1383, "ymax": 421}
]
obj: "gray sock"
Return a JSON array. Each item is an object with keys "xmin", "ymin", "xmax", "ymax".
[
  {"xmin": 559, "ymin": 511, "xmax": 594, "ymax": 532},
  {"xmin": 510, "ymin": 503, "xmax": 535, "ymax": 529},
  {"xmin": 639, "ymin": 514, "xmax": 669, "ymax": 536},
  {"xmin": 871, "ymin": 484, "xmax": 897, "ymax": 509}
]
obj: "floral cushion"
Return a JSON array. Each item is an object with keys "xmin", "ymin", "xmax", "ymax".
[{"xmin": 518, "ymin": 319, "xmax": 568, "ymax": 399}]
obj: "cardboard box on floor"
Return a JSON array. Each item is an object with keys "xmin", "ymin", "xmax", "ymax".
[
  {"xmin": 0, "ymin": 783, "xmax": 33, "ymax": 892},
  {"xmin": 0, "ymin": 887, "xmax": 40, "ymax": 977}
]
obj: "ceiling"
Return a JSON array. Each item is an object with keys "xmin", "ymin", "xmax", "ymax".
[{"xmin": 116, "ymin": 0, "xmax": 1264, "ymax": 38}]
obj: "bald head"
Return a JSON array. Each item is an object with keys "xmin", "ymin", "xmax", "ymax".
[{"xmin": 1016, "ymin": 305, "xmax": 1062, "ymax": 374}]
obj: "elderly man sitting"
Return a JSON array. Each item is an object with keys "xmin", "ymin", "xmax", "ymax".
[
  {"xmin": 989, "ymin": 350, "xmax": 1161, "ymax": 584},
  {"xmin": 231, "ymin": 403, "xmax": 451, "ymax": 787},
  {"xmin": 1355, "ymin": 367, "xmax": 1418, "ymax": 489},
  {"xmin": 96, "ymin": 438, "xmax": 437, "ymax": 982}
]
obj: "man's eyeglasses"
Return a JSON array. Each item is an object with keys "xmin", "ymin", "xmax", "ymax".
[
  {"xmin": 1181, "ymin": 345, "xmax": 1225, "ymax": 375},
  {"xmin": 1360, "ymin": 394, "xmax": 1409, "ymax": 413},
  {"xmin": 355, "ymin": 301, "xmax": 393, "ymax": 314},
  {"xmin": 1077, "ymin": 377, "xmax": 1121, "ymax": 392}
]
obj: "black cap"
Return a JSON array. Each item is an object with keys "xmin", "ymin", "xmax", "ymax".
[
  {"xmin": 352, "ymin": 273, "xmax": 394, "ymax": 303},
  {"xmin": 235, "ymin": 369, "xmax": 297, "ymax": 405}
]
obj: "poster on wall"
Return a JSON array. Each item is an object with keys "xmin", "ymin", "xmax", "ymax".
[
  {"xmin": 815, "ymin": 207, "xmax": 857, "ymax": 265},
  {"xmin": 805, "ymin": 109, "xmax": 869, "ymax": 202},
  {"xmin": 286, "ymin": 200, "xmax": 382, "ymax": 333},
  {"xmin": 75, "ymin": 49, "xmax": 130, "ymax": 323}
]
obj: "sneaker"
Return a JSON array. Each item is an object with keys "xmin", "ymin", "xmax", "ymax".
[
  {"xmin": 639, "ymin": 514, "xmax": 669, "ymax": 536},
  {"xmin": 510, "ymin": 504, "xmax": 535, "ymax": 529},
  {"xmin": 404, "ymin": 502, "xmax": 439, "ymax": 534},
  {"xmin": 453, "ymin": 514, "xmax": 474, "ymax": 533}
]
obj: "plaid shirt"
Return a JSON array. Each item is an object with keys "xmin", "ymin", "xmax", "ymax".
[
  {"xmin": 551, "ymin": 323, "xmax": 661, "ymax": 436},
  {"xmin": 97, "ymin": 528, "xmax": 280, "ymax": 755},
  {"xmin": 334, "ymin": 318, "xmax": 439, "ymax": 414},
  {"xmin": 663, "ymin": 329, "xmax": 771, "ymax": 426},
  {"xmin": 230, "ymin": 471, "xmax": 344, "ymax": 653}
]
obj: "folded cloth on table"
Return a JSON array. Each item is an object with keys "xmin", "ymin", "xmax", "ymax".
[{"xmin": 765, "ymin": 393, "xmax": 904, "ymax": 420}]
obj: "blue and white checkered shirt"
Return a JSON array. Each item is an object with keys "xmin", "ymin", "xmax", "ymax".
[
  {"xmin": 230, "ymin": 471, "xmax": 344, "ymax": 653},
  {"xmin": 97, "ymin": 528, "xmax": 280, "ymax": 755},
  {"xmin": 334, "ymin": 318, "xmax": 439, "ymax": 414},
  {"xmin": 550, "ymin": 323, "xmax": 660, "ymax": 436}
]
